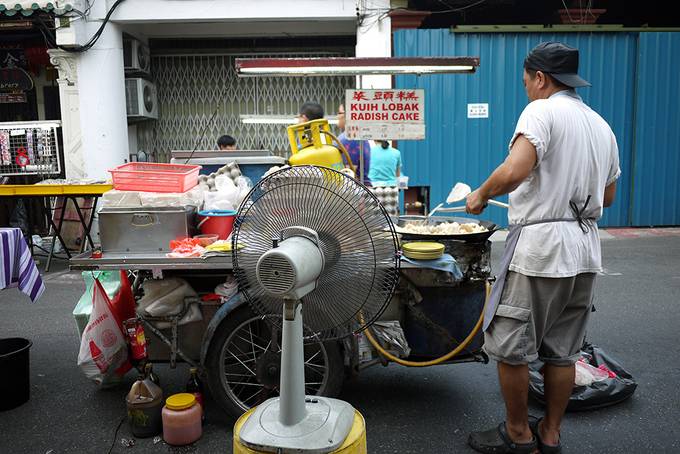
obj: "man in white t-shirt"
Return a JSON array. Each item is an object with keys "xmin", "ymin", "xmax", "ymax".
[{"xmin": 466, "ymin": 42, "xmax": 620, "ymax": 454}]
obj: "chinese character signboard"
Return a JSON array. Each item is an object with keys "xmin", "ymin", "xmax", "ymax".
[
  {"xmin": 344, "ymin": 89, "xmax": 425, "ymax": 140},
  {"xmin": 467, "ymin": 103, "xmax": 489, "ymax": 119}
]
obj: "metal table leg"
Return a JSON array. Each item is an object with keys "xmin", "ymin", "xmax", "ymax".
[
  {"xmin": 70, "ymin": 196, "xmax": 97, "ymax": 253},
  {"xmin": 84, "ymin": 196, "xmax": 99, "ymax": 252},
  {"xmin": 44, "ymin": 196, "xmax": 72, "ymax": 272}
]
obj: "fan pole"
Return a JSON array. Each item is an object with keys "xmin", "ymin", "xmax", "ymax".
[{"xmin": 279, "ymin": 299, "xmax": 307, "ymax": 425}]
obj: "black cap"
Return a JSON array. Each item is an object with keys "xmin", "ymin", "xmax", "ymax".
[{"xmin": 524, "ymin": 42, "xmax": 591, "ymax": 88}]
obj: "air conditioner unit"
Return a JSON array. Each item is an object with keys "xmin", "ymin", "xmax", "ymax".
[
  {"xmin": 125, "ymin": 78, "xmax": 158, "ymax": 120},
  {"xmin": 123, "ymin": 38, "xmax": 150, "ymax": 74}
]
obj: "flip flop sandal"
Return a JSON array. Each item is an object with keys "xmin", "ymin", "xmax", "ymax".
[
  {"xmin": 468, "ymin": 422, "xmax": 538, "ymax": 454},
  {"xmin": 528, "ymin": 416, "xmax": 563, "ymax": 454}
]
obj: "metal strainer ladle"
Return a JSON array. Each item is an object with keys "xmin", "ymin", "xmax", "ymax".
[{"xmin": 446, "ymin": 182, "xmax": 509, "ymax": 208}]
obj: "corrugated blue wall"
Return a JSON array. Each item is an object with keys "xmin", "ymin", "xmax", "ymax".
[
  {"xmin": 394, "ymin": 30, "xmax": 637, "ymax": 227},
  {"xmin": 632, "ymin": 33, "xmax": 680, "ymax": 226}
]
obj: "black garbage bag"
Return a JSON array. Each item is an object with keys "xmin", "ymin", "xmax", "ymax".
[{"xmin": 529, "ymin": 343, "xmax": 637, "ymax": 412}]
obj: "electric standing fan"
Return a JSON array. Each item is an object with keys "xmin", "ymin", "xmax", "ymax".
[{"xmin": 232, "ymin": 165, "xmax": 400, "ymax": 452}]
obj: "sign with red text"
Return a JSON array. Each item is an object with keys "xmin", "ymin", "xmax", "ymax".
[{"xmin": 344, "ymin": 89, "xmax": 425, "ymax": 140}]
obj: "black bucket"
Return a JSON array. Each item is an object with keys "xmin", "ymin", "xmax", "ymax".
[{"xmin": 0, "ymin": 338, "xmax": 32, "ymax": 411}]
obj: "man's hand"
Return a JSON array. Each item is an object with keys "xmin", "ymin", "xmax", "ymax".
[{"xmin": 466, "ymin": 189, "xmax": 488, "ymax": 215}]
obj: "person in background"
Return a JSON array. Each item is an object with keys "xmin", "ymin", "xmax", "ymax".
[
  {"xmin": 466, "ymin": 42, "xmax": 620, "ymax": 454},
  {"xmin": 217, "ymin": 135, "xmax": 236, "ymax": 151},
  {"xmin": 297, "ymin": 102, "xmax": 324, "ymax": 123},
  {"xmin": 368, "ymin": 140, "xmax": 401, "ymax": 186},
  {"xmin": 337, "ymin": 103, "xmax": 371, "ymax": 186}
]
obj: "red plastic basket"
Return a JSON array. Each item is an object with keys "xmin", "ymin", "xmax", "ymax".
[{"xmin": 109, "ymin": 162, "xmax": 202, "ymax": 193}]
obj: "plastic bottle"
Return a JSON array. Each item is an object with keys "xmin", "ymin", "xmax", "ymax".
[
  {"xmin": 162, "ymin": 393, "xmax": 202, "ymax": 446},
  {"xmin": 144, "ymin": 362, "xmax": 160, "ymax": 386},
  {"xmin": 126, "ymin": 375, "xmax": 163, "ymax": 438},
  {"xmin": 185, "ymin": 367, "xmax": 205, "ymax": 422}
]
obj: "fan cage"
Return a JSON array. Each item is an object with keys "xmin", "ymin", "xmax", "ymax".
[{"xmin": 232, "ymin": 165, "xmax": 400, "ymax": 341}]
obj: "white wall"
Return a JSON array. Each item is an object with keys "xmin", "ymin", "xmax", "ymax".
[
  {"xmin": 53, "ymin": 0, "xmax": 397, "ymax": 177},
  {"xmin": 98, "ymin": 0, "xmax": 356, "ymax": 22},
  {"xmin": 355, "ymin": 0, "xmax": 392, "ymax": 89},
  {"xmin": 75, "ymin": 21, "xmax": 129, "ymax": 179}
]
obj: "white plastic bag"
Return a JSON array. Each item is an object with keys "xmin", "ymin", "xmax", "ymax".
[
  {"xmin": 234, "ymin": 176, "xmax": 253, "ymax": 202},
  {"xmin": 215, "ymin": 275, "xmax": 239, "ymax": 300},
  {"xmin": 371, "ymin": 321, "xmax": 411, "ymax": 358},
  {"xmin": 77, "ymin": 279, "xmax": 130, "ymax": 386},
  {"xmin": 215, "ymin": 174, "xmax": 236, "ymax": 192},
  {"xmin": 138, "ymin": 278, "xmax": 196, "ymax": 316},
  {"xmin": 138, "ymin": 185, "xmax": 205, "ymax": 208},
  {"xmin": 101, "ymin": 189, "xmax": 142, "ymax": 208},
  {"xmin": 575, "ymin": 359, "xmax": 610, "ymax": 386},
  {"xmin": 203, "ymin": 192, "xmax": 235, "ymax": 211},
  {"xmin": 137, "ymin": 278, "xmax": 202, "ymax": 329}
]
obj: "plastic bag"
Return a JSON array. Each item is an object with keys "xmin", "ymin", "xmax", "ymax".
[
  {"xmin": 215, "ymin": 174, "xmax": 236, "ymax": 192},
  {"xmin": 101, "ymin": 189, "xmax": 142, "ymax": 208},
  {"xmin": 72, "ymin": 271, "xmax": 122, "ymax": 338},
  {"xmin": 139, "ymin": 185, "xmax": 204, "ymax": 208},
  {"xmin": 137, "ymin": 278, "xmax": 201, "ymax": 329},
  {"xmin": 138, "ymin": 278, "xmax": 195, "ymax": 316},
  {"xmin": 77, "ymin": 278, "xmax": 131, "ymax": 386},
  {"xmin": 203, "ymin": 191, "xmax": 236, "ymax": 211},
  {"xmin": 235, "ymin": 175, "xmax": 253, "ymax": 198},
  {"xmin": 215, "ymin": 275, "xmax": 238, "ymax": 300},
  {"xmin": 166, "ymin": 237, "xmax": 205, "ymax": 258},
  {"xmin": 529, "ymin": 343, "xmax": 637, "ymax": 411},
  {"xmin": 575, "ymin": 358, "xmax": 610, "ymax": 386},
  {"xmin": 371, "ymin": 321, "xmax": 411, "ymax": 358},
  {"xmin": 109, "ymin": 271, "xmax": 136, "ymax": 329}
]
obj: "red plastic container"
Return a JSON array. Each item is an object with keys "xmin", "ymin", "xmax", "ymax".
[
  {"xmin": 109, "ymin": 163, "xmax": 201, "ymax": 193},
  {"xmin": 197, "ymin": 210, "xmax": 237, "ymax": 240}
]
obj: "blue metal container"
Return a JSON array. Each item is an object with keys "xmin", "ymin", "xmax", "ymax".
[
  {"xmin": 631, "ymin": 33, "xmax": 680, "ymax": 226},
  {"xmin": 403, "ymin": 281, "xmax": 486, "ymax": 358},
  {"xmin": 393, "ymin": 30, "xmax": 638, "ymax": 227}
]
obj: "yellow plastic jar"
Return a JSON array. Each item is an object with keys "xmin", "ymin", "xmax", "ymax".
[{"xmin": 162, "ymin": 393, "xmax": 202, "ymax": 446}]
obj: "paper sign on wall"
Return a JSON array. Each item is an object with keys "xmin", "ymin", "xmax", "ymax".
[
  {"xmin": 345, "ymin": 89, "xmax": 425, "ymax": 140},
  {"xmin": 467, "ymin": 103, "xmax": 489, "ymax": 119}
]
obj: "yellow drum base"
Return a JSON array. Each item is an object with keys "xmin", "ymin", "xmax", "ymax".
[{"xmin": 233, "ymin": 408, "xmax": 367, "ymax": 454}]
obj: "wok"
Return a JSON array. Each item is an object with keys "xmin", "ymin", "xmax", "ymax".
[{"xmin": 393, "ymin": 215, "xmax": 499, "ymax": 243}]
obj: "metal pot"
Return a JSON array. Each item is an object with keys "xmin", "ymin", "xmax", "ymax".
[
  {"xmin": 395, "ymin": 216, "xmax": 495, "ymax": 281},
  {"xmin": 394, "ymin": 215, "xmax": 499, "ymax": 243}
]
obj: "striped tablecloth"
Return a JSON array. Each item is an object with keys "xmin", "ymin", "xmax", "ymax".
[{"xmin": 1, "ymin": 228, "xmax": 45, "ymax": 302}]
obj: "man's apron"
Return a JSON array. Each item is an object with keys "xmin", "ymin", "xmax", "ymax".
[{"xmin": 483, "ymin": 196, "xmax": 594, "ymax": 331}]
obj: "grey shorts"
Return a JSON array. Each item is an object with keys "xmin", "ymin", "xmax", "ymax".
[{"xmin": 483, "ymin": 271, "xmax": 596, "ymax": 366}]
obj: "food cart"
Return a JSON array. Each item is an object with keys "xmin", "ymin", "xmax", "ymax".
[
  {"xmin": 70, "ymin": 214, "xmax": 495, "ymax": 417},
  {"xmin": 69, "ymin": 56, "xmax": 496, "ymax": 419}
]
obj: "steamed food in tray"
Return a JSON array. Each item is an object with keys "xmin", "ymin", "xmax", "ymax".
[{"xmin": 398, "ymin": 221, "xmax": 488, "ymax": 235}]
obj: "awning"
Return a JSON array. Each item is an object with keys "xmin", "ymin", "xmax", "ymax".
[{"xmin": 0, "ymin": 2, "xmax": 72, "ymax": 16}]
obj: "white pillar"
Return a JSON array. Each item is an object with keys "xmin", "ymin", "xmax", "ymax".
[
  {"xmin": 48, "ymin": 49, "xmax": 85, "ymax": 179},
  {"xmin": 75, "ymin": 21, "xmax": 129, "ymax": 180},
  {"xmin": 356, "ymin": 0, "xmax": 392, "ymax": 89}
]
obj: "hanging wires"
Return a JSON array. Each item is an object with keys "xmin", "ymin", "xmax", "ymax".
[
  {"xmin": 358, "ymin": 0, "xmax": 488, "ymax": 32},
  {"xmin": 35, "ymin": 0, "xmax": 126, "ymax": 53}
]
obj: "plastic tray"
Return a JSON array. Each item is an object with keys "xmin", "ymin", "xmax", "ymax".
[{"xmin": 109, "ymin": 162, "xmax": 201, "ymax": 193}]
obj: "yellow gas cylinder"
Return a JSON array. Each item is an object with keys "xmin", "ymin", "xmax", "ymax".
[
  {"xmin": 233, "ymin": 408, "xmax": 367, "ymax": 454},
  {"xmin": 287, "ymin": 119, "xmax": 355, "ymax": 174}
]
